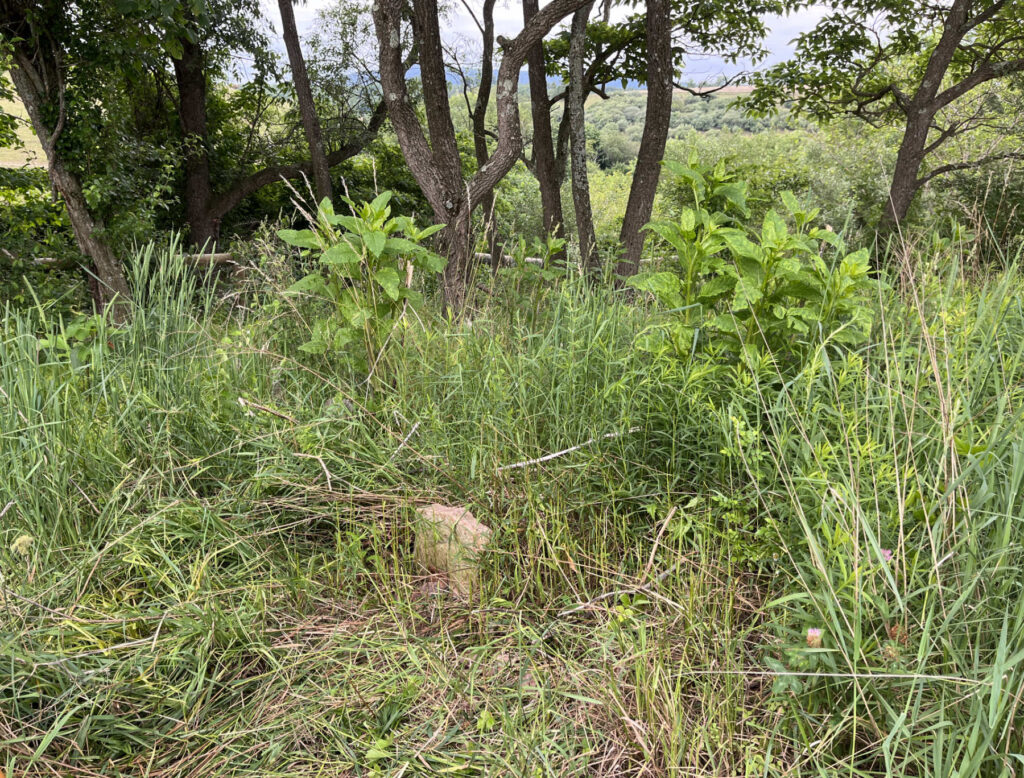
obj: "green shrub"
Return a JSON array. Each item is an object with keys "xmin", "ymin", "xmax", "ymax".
[
  {"xmin": 279, "ymin": 192, "xmax": 445, "ymax": 370},
  {"xmin": 630, "ymin": 159, "xmax": 876, "ymax": 369}
]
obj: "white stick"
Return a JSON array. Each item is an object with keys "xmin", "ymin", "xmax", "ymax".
[{"xmin": 496, "ymin": 427, "xmax": 640, "ymax": 473}]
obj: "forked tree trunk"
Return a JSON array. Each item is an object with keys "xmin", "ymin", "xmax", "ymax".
[
  {"xmin": 173, "ymin": 37, "xmax": 218, "ymax": 250},
  {"xmin": 374, "ymin": 0, "xmax": 591, "ymax": 311},
  {"xmin": 616, "ymin": 0, "xmax": 673, "ymax": 279},
  {"xmin": 279, "ymin": 0, "xmax": 333, "ymax": 203},
  {"xmin": 567, "ymin": 2, "xmax": 598, "ymax": 272},
  {"xmin": 524, "ymin": 0, "xmax": 565, "ymax": 250},
  {"xmin": 8, "ymin": 50, "xmax": 132, "ymax": 322}
]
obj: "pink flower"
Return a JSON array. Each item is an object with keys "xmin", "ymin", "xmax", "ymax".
[
  {"xmin": 806, "ymin": 628, "xmax": 823, "ymax": 648},
  {"xmin": 881, "ymin": 548, "xmax": 894, "ymax": 563}
]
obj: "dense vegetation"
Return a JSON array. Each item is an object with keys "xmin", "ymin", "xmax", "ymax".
[{"xmin": 4, "ymin": 0, "xmax": 1024, "ymax": 775}]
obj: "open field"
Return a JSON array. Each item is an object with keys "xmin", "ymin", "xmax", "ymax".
[{"xmin": 0, "ymin": 97, "xmax": 44, "ymax": 168}]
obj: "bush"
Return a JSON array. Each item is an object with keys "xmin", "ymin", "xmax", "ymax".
[{"xmin": 631, "ymin": 159, "xmax": 876, "ymax": 370}]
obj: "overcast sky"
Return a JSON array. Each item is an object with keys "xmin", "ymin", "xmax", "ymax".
[{"xmin": 261, "ymin": 1, "xmax": 828, "ymax": 81}]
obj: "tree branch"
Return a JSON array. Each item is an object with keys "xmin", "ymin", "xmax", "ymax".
[
  {"xmin": 919, "ymin": 151, "xmax": 1024, "ymax": 186},
  {"xmin": 208, "ymin": 100, "xmax": 387, "ymax": 221}
]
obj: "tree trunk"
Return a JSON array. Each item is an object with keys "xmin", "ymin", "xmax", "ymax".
[
  {"xmin": 524, "ymin": 0, "xmax": 565, "ymax": 248},
  {"xmin": 880, "ymin": 113, "xmax": 931, "ymax": 233},
  {"xmin": 278, "ymin": 0, "xmax": 333, "ymax": 203},
  {"xmin": 615, "ymin": 0, "xmax": 673, "ymax": 279},
  {"xmin": 8, "ymin": 49, "xmax": 132, "ymax": 322},
  {"xmin": 877, "ymin": 0, "xmax": 967, "ymax": 237},
  {"xmin": 567, "ymin": 3, "xmax": 598, "ymax": 272},
  {"xmin": 472, "ymin": 0, "xmax": 502, "ymax": 271},
  {"xmin": 173, "ymin": 38, "xmax": 218, "ymax": 250},
  {"xmin": 440, "ymin": 202, "xmax": 475, "ymax": 311},
  {"xmin": 374, "ymin": 0, "xmax": 591, "ymax": 310}
]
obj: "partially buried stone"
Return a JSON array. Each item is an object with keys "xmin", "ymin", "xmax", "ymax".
[{"xmin": 414, "ymin": 504, "xmax": 491, "ymax": 597}]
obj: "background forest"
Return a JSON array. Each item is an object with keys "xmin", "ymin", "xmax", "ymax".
[{"xmin": 3, "ymin": 0, "xmax": 1024, "ymax": 775}]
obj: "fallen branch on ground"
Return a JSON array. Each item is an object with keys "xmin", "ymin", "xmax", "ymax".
[{"xmin": 496, "ymin": 427, "xmax": 640, "ymax": 472}]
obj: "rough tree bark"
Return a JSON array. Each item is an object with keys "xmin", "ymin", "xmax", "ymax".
[
  {"xmin": 374, "ymin": 0, "xmax": 591, "ymax": 311},
  {"xmin": 523, "ymin": 0, "xmax": 565, "ymax": 250},
  {"xmin": 7, "ymin": 44, "xmax": 132, "ymax": 321},
  {"xmin": 470, "ymin": 0, "xmax": 502, "ymax": 271},
  {"xmin": 278, "ymin": 0, "xmax": 333, "ymax": 203},
  {"xmin": 884, "ymin": 112, "xmax": 934, "ymax": 231},
  {"xmin": 566, "ymin": 2, "xmax": 598, "ymax": 272},
  {"xmin": 879, "ymin": 0, "xmax": 970, "ymax": 232},
  {"xmin": 172, "ymin": 37, "xmax": 218, "ymax": 250},
  {"xmin": 615, "ymin": 0, "xmax": 673, "ymax": 279}
]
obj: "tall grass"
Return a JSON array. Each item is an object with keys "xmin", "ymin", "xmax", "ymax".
[{"xmin": 2, "ymin": 239, "xmax": 1023, "ymax": 775}]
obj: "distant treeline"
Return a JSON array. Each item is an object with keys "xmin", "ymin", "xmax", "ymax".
[{"xmin": 584, "ymin": 92, "xmax": 795, "ymax": 169}]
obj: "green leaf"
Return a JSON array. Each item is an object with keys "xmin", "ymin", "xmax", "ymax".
[
  {"xmin": 761, "ymin": 210, "xmax": 788, "ymax": 246},
  {"xmin": 414, "ymin": 250, "xmax": 447, "ymax": 273},
  {"xmin": 384, "ymin": 237, "xmax": 423, "ymax": 255},
  {"xmin": 298, "ymin": 339, "xmax": 329, "ymax": 355},
  {"xmin": 321, "ymin": 243, "xmax": 362, "ymax": 267},
  {"xmin": 286, "ymin": 273, "xmax": 329, "ymax": 296},
  {"xmin": 644, "ymin": 221, "xmax": 688, "ymax": 254},
  {"xmin": 679, "ymin": 208, "xmax": 697, "ymax": 234},
  {"xmin": 714, "ymin": 182, "xmax": 749, "ymax": 215},
  {"xmin": 278, "ymin": 229, "xmax": 319, "ymax": 249},
  {"xmin": 628, "ymin": 271, "xmax": 683, "ymax": 308},
  {"xmin": 415, "ymin": 223, "xmax": 446, "ymax": 239},
  {"xmin": 840, "ymin": 248, "xmax": 870, "ymax": 278},
  {"xmin": 732, "ymin": 275, "xmax": 763, "ymax": 311},
  {"xmin": 339, "ymin": 299, "xmax": 371, "ymax": 327},
  {"xmin": 697, "ymin": 274, "xmax": 736, "ymax": 302},
  {"xmin": 364, "ymin": 230, "xmax": 386, "ymax": 257},
  {"xmin": 369, "ymin": 191, "xmax": 393, "ymax": 214},
  {"xmin": 373, "ymin": 267, "xmax": 402, "ymax": 300},
  {"xmin": 720, "ymin": 229, "xmax": 760, "ymax": 260},
  {"xmin": 326, "ymin": 214, "xmax": 364, "ymax": 233}
]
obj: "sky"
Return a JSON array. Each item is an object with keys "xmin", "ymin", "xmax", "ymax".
[{"xmin": 261, "ymin": 1, "xmax": 829, "ymax": 82}]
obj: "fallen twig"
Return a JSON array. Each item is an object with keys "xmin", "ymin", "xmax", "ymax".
[
  {"xmin": 391, "ymin": 421, "xmax": 421, "ymax": 460},
  {"xmin": 237, "ymin": 396, "xmax": 297, "ymax": 424},
  {"xmin": 496, "ymin": 427, "xmax": 640, "ymax": 473},
  {"xmin": 294, "ymin": 453, "xmax": 333, "ymax": 492}
]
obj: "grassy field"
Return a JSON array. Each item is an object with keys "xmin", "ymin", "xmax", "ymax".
[
  {"xmin": 3, "ymin": 239, "xmax": 1024, "ymax": 776},
  {"xmin": 0, "ymin": 97, "xmax": 44, "ymax": 168}
]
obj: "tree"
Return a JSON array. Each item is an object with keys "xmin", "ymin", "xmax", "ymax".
[
  {"xmin": 567, "ymin": 2, "xmax": 599, "ymax": 271},
  {"xmin": 448, "ymin": 0, "xmax": 502, "ymax": 269},
  {"xmin": 544, "ymin": 0, "xmax": 788, "ymax": 277},
  {"xmin": 373, "ymin": 0, "xmax": 593, "ymax": 311},
  {"xmin": 524, "ymin": 0, "xmax": 566, "ymax": 254},
  {"xmin": 1, "ymin": 0, "xmax": 133, "ymax": 321},
  {"xmin": 159, "ymin": 0, "xmax": 388, "ymax": 248},
  {"xmin": 749, "ymin": 0, "xmax": 1024, "ymax": 230},
  {"xmin": 172, "ymin": 32, "xmax": 218, "ymax": 250},
  {"xmin": 614, "ymin": 0, "xmax": 673, "ymax": 278},
  {"xmin": 278, "ymin": 0, "xmax": 333, "ymax": 202}
]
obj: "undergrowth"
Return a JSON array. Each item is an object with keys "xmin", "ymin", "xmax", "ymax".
[{"xmin": 2, "ymin": 234, "xmax": 1024, "ymax": 776}]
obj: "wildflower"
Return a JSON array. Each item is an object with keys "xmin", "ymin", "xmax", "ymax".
[
  {"xmin": 880, "ymin": 548, "xmax": 893, "ymax": 563},
  {"xmin": 806, "ymin": 627, "xmax": 823, "ymax": 648},
  {"xmin": 10, "ymin": 535, "xmax": 33, "ymax": 557}
]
